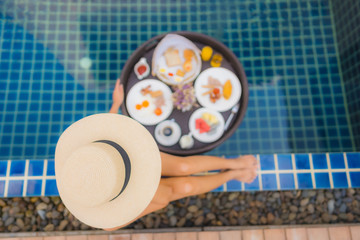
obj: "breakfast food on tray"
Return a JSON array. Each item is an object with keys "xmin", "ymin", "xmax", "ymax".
[
  {"xmin": 126, "ymin": 79, "xmax": 174, "ymax": 126},
  {"xmin": 176, "ymin": 69, "xmax": 185, "ymax": 77},
  {"xmin": 201, "ymin": 46, "xmax": 213, "ymax": 61},
  {"xmin": 195, "ymin": 112, "xmax": 219, "ymax": 134},
  {"xmin": 194, "ymin": 67, "xmax": 241, "ymax": 112},
  {"xmin": 151, "ymin": 34, "xmax": 201, "ymax": 85},
  {"xmin": 172, "ymin": 83, "xmax": 198, "ymax": 112},
  {"xmin": 210, "ymin": 53, "xmax": 223, "ymax": 67},
  {"xmin": 164, "ymin": 47, "xmax": 182, "ymax": 67},
  {"xmin": 223, "ymin": 79, "xmax": 232, "ymax": 99},
  {"xmin": 134, "ymin": 57, "xmax": 150, "ymax": 80},
  {"xmin": 135, "ymin": 85, "xmax": 165, "ymax": 116},
  {"xmin": 201, "ymin": 77, "xmax": 223, "ymax": 103},
  {"xmin": 127, "ymin": 33, "xmax": 244, "ymax": 152}
]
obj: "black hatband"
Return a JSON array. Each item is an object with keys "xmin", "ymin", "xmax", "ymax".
[{"xmin": 94, "ymin": 140, "xmax": 131, "ymax": 201}]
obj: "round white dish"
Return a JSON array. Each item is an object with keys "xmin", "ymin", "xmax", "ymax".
[
  {"xmin": 126, "ymin": 79, "xmax": 173, "ymax": 125},
  {"xmin": 194, "ymin": 67, "xmax": 241, "ymax": 112}
]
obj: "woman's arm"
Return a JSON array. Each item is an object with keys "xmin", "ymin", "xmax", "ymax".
[{"xmin": 109, "ymin": 78, "xmax": 124, "ymax": 113}]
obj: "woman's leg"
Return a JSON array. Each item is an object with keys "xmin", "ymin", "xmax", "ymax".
[
  {"xmin": 161, "ymin": 152, "xmax": 258, "ymax": 177},
  {"xmin": 162, "ymin": 168, "xmax": 257, "ymax": 202},
  {"xmin": 104, "ymin": 167, "xmax": 257, "ymax": 231}
]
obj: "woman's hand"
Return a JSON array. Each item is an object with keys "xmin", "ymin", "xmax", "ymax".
[{"xmin": 109, "ymin": 78, "xmax": 124, "ymax": 113}]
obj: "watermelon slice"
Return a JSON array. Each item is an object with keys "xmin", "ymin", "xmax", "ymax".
[{"xmin": 195, "ymin": 118, "xmax": 211, "ymax": 134}]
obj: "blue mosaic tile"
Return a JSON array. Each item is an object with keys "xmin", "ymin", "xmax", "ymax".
[
  {"xmin": 260, "ymin": 155, "xmax": 275, "ymax": 171},
  {"xmin": 312, "ymin": 154, "xmax": 328, "ymax": 169},
  {"xmin": 9, "ymin": 160, "xmax": 26, "ymax": 176},
  {"xmin": 245, "ymin": 176, "xmax": 260, "ymax": 191},
  {"xmin": 350, "ymin": 172, "xmax": 360, "ymax": 188},
  {"xmin": 46, "ymin": 160, "xmax": 55, "ymax": 176},
  {"xmin": 28, "ymin": 160, "xmax": 44, "ymax": 176},
  {"xmin": 227, "ymin": 180, "xmax": 242, "ymax": 191},
  {"xmin": 347, "ymin": 153, "xmax": 360, "ymax": 168},
  {"xmin": 295, "ymin": 154, "xmax": 310, "ymax": 170},
  {"xmin": 329, "ymin": 153, "xmax": 345, "ymax": 169},
  {"xmin": 297, "ymin": 173, "xmax": 313, "ymax": 189},
  {"xmin": 332, "ymin": 172, "xmax": 349, "ymax": 188},
  {"xmin": 315, "ymin": 173, "xmax": 331, "ymax": 189},
  {"xmin": 26, "ymin": 180, "xmax": 43, "ymax": 196},
  {"xmin": 45, "ymin": 179, "xmax": 59, "ymax": 196},
  {"xmin": 279, "ymin": 173, "xmax": 295, "ymax": 190},
  {"xmin": 277, "ymin": 154, "xmax": 293, "ymax": 170},
  {"xmin": 0, "ymin": 180, "xmax": 5, "ymax": 197},
  {"xmin": 0, "ymin": 161, "xmax": 7, "ymax": 177},
  {"xmin": 261, "ymin": 174, "xmax": 277, "ymax": 190},
  {"xmin": 8, "ymin": 180, "xmax": 24, "ymax": 197}
]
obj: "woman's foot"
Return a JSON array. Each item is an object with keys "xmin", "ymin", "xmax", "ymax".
[
  {"xmin": 230, "ymin": 155, "xmax": 258, "ymax": 170},
  {"xmin": 230, "ymin": 167, "xmax": 258, "ymax": 184}
]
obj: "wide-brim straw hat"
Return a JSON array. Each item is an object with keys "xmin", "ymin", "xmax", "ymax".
[{"xmin": 55, "ymin": 113, "xmax": 162, "ymax": 229}]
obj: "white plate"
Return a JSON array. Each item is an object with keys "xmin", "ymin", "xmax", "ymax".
[
  {"xmin": 194, "ymin": 67, "xmax": 241, "ymax": 112},
  {"xmin": 189, "ymin": 108, "xmax": 225, "ymax": 143},
  {"xmin": 152, "ymin": 34, "xmax": 202, "ymax": 85},
  {"xmin": 126, "ymin": 79, "xmax": 173, "ymax": 125}
]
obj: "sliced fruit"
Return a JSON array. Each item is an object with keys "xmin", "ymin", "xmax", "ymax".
[
  {"xmin": 223, "ymin": 79, "xmax": 232, "ymax": 100},
  {"xmin": 201, "ymin": 46, "xmax": 213, "ymax": 61},
  {"xmin": 184, "ymin": 49, "xmax": 194, "ymax": 60},
  {"xmin": 142, "ymin": 100, "xmax": 149, "ymax": 107},
  {"xmin": 154, "ymin": 107, "xmax": 162, "ymax": 116},
  {"xmin": 183, "ymin": 61, "xmax": 192, "ymax": 72},
  {"xmin": 195, "ymin": 118, "xmax": 211, "ymax": 134}
]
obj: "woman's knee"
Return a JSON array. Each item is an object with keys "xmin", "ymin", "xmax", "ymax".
[
  {"xmin": 172, "ymin": 179, "xmax": 194, "ymax": 195},
  {"xmin": 177, "ymin": 161, "xmax": 191, "ymax": 175}
]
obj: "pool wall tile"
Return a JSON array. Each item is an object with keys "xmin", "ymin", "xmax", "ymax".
[
  {"xmin": 347, "ymin": 153, "xmax": 360, "ymax": 168},
  {"xmin": 312, "ymin": 154, "xmax": 328, "ymax": 169},
  {"xmin": 277, "ymin": 154, "xmax": 293, "ymax": 170},
  {"xmin": 279, "ymin": 173, "xmax": 295, "ymax": 190},
  {"xmin": 295, "ymin": 154, "xmax": 310, "ymax": 170},
  {"xmin": 332, "ymin": 172, "xmax": 349, "ymax": 188},
  {"xmin": 0, "ymin": 153, "xmax": 359, "ymax": 197},
  {"xmin": 260, "ymin": 155, "xmax": 276, "ymax": 171},
  {"xmin": 329, "ymin": 153, "xmax": 345, "ymax": 169},
  {"xmin": 315, "ymin": 173, "xmax": 331, "ymax": 189}
]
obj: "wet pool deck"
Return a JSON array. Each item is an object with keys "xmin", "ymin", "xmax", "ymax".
[{"xmin": 1, "ymin": 225, "xmax": 359, "ymax": 240}]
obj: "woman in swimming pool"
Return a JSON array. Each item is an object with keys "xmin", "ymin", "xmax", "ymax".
[{"xmin": 104, "ymin": 79, "xmax": 258, "ymax": 230}]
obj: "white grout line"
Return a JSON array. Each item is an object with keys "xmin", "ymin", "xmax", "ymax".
[
  {"xmin": 41, "ymin": 159, "xmax": 48, "ymax": 196},
  {"xmin": 291, "ymin": 154, "xmax": 298, "ymax": 189},
  {"xmin": 326, "ymin": 153, "xmax": 334, "ymax": 188},
  {"xmin": 22, "ymin": 160, "xmax": 29, "ymax": 197},
  {"xmin": 4, "ymin": 160, "xmax": 11, "ymax": 198},
  {"xmin": 274, "ymin": 154, "xmax": 280, "ymax": 190},
  {"xmin": 0, "ymin": 176, "xmax": 56, "ymax": 181},
  {"xmin": 309, "ymin": 154, "xmax": 316, "ymax": 189},
  {"xmin": 343, "ymin": 152, "xmax": 352, "ymax": 188}
]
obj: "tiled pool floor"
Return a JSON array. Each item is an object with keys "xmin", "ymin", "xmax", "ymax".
[{"xmin": 0, "ymin": 0, "xmax": 358, "ymax": 162}]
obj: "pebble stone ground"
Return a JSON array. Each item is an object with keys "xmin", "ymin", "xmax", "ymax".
[{"xmin": 0, "ymin": 189, "xmax": 359, "ymax": 232}]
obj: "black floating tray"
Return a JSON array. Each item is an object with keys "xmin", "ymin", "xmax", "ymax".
[{"xmin": 121, "ymin": 31, "xmax": 248, "ymax": 156}]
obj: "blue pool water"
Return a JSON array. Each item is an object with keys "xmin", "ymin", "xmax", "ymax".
[{"xmin": 0, "ymin": 0, "xmax": 359, "ymax": 162}]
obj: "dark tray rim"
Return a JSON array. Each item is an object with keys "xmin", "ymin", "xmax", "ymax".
[{"xmin": 120, "ymin": 31, "xmax": 249, "ymax": 156}]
